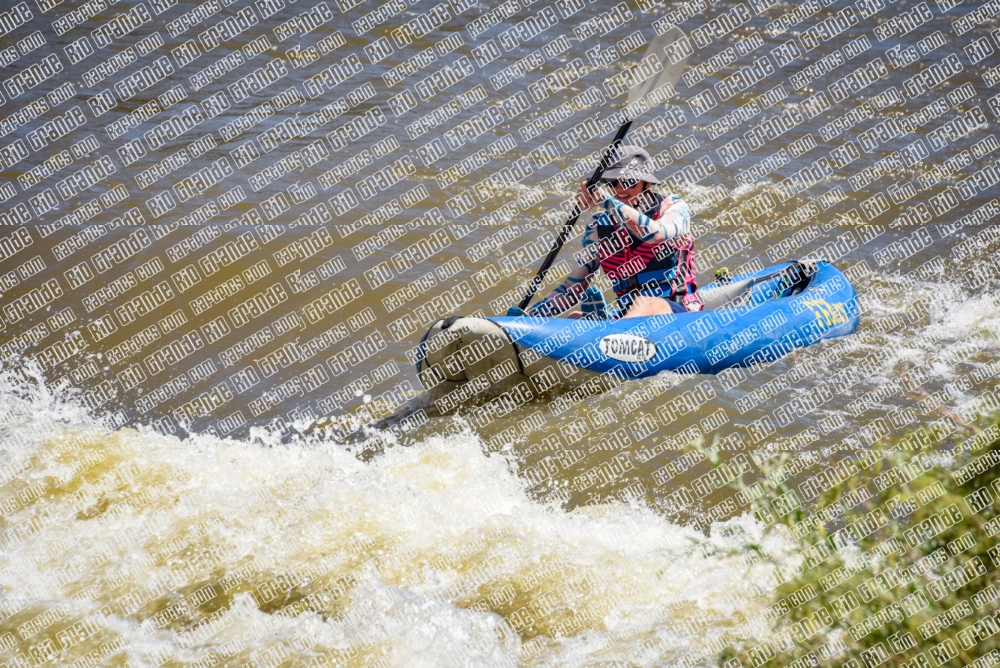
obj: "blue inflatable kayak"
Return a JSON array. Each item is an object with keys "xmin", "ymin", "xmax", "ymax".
[{"xmin": 417, "ymin": 260, "xmax": 859, "ymax": 404}]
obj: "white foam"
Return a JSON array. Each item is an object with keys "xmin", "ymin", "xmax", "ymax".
[{"xmin": 0, "ymin": 366, "xmax": 778, "ymax": 666}]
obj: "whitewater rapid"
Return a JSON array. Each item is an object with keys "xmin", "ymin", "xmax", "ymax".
[{"xmin": 0, "ymin": 364, "xmax": 782, "ymax": 667}]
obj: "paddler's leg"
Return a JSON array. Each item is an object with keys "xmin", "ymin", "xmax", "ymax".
[
  {"xmin": 580, "ymin": 285, "xmax": 609, "ymax": 320},
  {"xmin": 621, "ymin": 295, "xmax": 687, "ymax": 318}
]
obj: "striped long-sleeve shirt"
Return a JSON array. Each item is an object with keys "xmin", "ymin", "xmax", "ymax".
[{"xmin": 527, "ymin": 193, "xmax": 692, "ymax": 317}]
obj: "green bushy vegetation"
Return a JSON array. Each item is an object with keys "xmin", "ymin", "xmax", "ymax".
[{"xmin": 712, "ymin": 413, "xmax": 1000, "ymax": 668}]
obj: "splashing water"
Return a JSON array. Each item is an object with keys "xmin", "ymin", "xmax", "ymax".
[{"xmin": 0, "ymin": 364, "xmax": 782, "ymax": 667}]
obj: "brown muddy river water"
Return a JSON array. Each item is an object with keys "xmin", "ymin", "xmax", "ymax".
[{"xmin": 1, "ymin": 0, "xmax": 999, "ymax": 665}]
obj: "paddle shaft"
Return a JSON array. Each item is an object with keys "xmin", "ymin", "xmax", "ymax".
[{"xmin": 516, "ymin": 119, "xmax": 633, "ymax": 311}]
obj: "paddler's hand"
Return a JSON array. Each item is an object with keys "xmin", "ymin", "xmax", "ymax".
[
  {"xmin": 576, "ymin": 181, "xmax": 603, "ymax": 211},
  {"xmin": 593, "ymin": 184, "xmax": 615, "ymax": 205}
]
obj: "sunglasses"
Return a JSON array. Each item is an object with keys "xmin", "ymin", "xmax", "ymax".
[{"xmin": 601, "ymin": 178, "xmax": 639, "ymax": 189}]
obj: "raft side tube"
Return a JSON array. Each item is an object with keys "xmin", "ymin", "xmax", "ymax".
[{"xmin": 417, "ymin": 261, "xmax": 859, "ymax": 392}]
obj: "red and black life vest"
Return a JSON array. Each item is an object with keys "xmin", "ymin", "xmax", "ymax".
[{"xmin": 596, "ymin": 193, "xmax": 698, "ymax": 301}]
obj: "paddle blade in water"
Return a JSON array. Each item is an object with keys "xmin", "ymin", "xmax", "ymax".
[{"xmin": 626, "ymin": 25, "xmax": 690, "ymax": 109}]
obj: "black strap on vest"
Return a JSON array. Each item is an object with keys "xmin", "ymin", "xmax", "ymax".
[{"xmin": 597, "ymin": 193, "xmax": 688, "ymax": 312}]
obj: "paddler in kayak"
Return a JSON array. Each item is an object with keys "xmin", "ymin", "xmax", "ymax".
[{"xmin": 521, "ymin": 146, "xmax": 700, "ymax": 320}]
